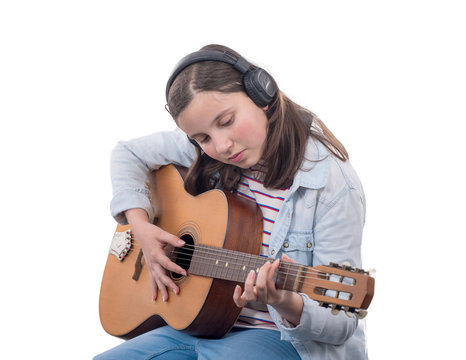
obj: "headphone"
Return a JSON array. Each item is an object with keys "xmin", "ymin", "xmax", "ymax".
[{"xmin": 165, "ymin": 49, "xmax": 277, "ymax": 108}]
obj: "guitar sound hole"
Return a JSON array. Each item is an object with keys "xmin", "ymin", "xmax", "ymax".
[{"xmin": 170, "ymin": 234, "xmax": 195, "ymax": 280}]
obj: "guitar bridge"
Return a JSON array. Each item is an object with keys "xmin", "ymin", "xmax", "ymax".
[{"xmin": 109, "ymin": 230, "xmax": 133, "ymax": 261}]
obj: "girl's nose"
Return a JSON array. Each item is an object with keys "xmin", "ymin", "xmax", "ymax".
[{"xmin": 213, "ymin": 134, "xmax": 233, "ymax": 154}]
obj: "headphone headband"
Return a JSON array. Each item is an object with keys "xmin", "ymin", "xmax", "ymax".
[{"xmin": 165, "ymin": 49, "xmax": 276, "ymax": 107}]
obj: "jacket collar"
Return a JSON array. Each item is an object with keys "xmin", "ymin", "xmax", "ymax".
[{"xmin": 290, "ymin": 137, "xmax": 330, "ymax": 191}]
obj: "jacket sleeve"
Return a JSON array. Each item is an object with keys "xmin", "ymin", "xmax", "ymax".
[
  {"xmin": 268, "ymin": 178, "xmax": 366, "ymax": 345},
  {"xmin": 110, "ymin": 128, "xmax": 196, "ymax": 224}
]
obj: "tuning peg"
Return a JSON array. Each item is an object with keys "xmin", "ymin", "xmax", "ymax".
[
  {"xmin": 331, "ymin": 304, "xmax": 342, "ymax": 315},
  {"xmin": 342, "ymin": 262, "xmax": 357, "ymax": 271},
  {"xmin": 344, "ymin": 306, "xmax": 355, "ymax": 318},
  {"xmin": 329, "ymin": 262, "xmax": 341, "ymax": 268},
  {"xmin": 356, "ymin": 310, "xmax": 368, "ymax": 319},
  {"xmin": 319, "ymin": 302, "xmax": 330, "ymax": 308}
]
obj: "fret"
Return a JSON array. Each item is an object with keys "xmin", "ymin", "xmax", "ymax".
[
  {"xmin": 281, "ymin": 262, "xmax": 289, "ymax": 291},
  {"xmin": 219, "ymin": 246, "xmax": 227, "ymax": 280},
  {"xmin": 277, "ymin": 262, "xmax": 298, "ymax": 291},
  {"xmin": 233, "ymin": 250, "xmax": 243, "ymax": 282},
  {"xmin": 216, "ymin": 247, "xmax": 224, "ymax": 279},
  {"xmin": 251, "ymin": 253, "xmax": 262, "ymax": 280},
  {"xmin": 231, "ymin": 248, "xmax": 240, "ymax": 281},
  {"xmin": 189, "ymin": 246, "xmax": 200, "ymax": 276},
  {"xmin": 206, "ymin": 246, "xmax": 221, "ymax": 280},
  {"xmin": 214, "ymin": 246, "xmax": 223, "ymax": 279},
  {"xmin": 275, "ymin": 261, "xmax": 286, "ymax": 290},
  {"xmin": 253, "ymin": 257, "xmax": 261, "ymax": 276},
  {"xmin": 224, "ymin": 248, "xmax": 234, "ymax": 281},
  {"xmin": 205, "ymin": 245, "xmax": 215, "ymax": 277},
  {"xmin": 189, "ymin": 247, "xmax": 198, "ymax": 275},
  {"xmin": 244, "ymin": 252, "xmax": 253, "ymax": 282},
  {"xmin": 294, "ymin": 265, "xmax": 306, "ymax": 293}
]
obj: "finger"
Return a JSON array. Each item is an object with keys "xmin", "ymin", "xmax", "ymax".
[
  {"xmin": 266, "ymin": 259, "xmax": 280, "ymax": 290},
  {"xmin": 152, "ymin": 252, "xmax": 187, "ymax": 276},
  {"xmin": 255, "ymin": 262, "xmax": 271, "ymax": 301},
  {"xmin": 270, "ymin": 258, "xmax": 281, "ymax": 273},
  {"xmin": 243, "ymin": 270, "xmax": 258, "ymax": 302},
  {"xmin": 281, "ymin": 253, "xmax": 296, "ymax": 263},
  {"xmin": 152, "ymin": 264, "xmax": 180, "ymax": 297},
  {"xmin": 233, "ymin": 285, "xmax": 247, "ymax": 308},
  {"xmin": 155, "ymin": 277, "xmax": 169, "ymax": 302},
  {"xmin": 157, "ymin": 230, "xmax": 185, "ymax": 248},
  {"xmin": 150, "ymin": 276, "xmax": 158, "ymax": 301}
]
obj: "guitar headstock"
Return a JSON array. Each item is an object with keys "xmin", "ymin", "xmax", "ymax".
[{"xmin": 304, "ymin": 262, "xmax": 375, "ymax": 319}]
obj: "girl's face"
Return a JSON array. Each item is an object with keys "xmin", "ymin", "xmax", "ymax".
[{"xmin": 177, "ymin": 91, "xmax": 268, "ymax": 169}]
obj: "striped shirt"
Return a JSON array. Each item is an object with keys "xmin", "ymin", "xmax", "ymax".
[{"xmin": 234, "ymin": 166, "xmax": 289, "ymax": 330}]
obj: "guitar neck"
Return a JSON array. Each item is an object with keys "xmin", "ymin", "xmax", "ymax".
[
  {"xmin": 187, "ymin": 244, "xmax": 308, "ymax": 293},
  {"xmin": 178, "ymin": 243, "xmax": 373, "ymax": 311}
]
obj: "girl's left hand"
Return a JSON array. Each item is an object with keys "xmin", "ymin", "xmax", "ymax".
[{"xmin": 233, "ymin": 253, "xmax": 296, "ymax": 307}]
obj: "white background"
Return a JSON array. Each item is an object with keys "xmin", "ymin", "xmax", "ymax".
[{"xmin": 1, "ymin": 1, "xmax": 465, "ymax": 359}]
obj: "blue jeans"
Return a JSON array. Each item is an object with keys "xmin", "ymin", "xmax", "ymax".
[{"xmin": 94, "ymin": 326, "xmax": 300, "ymax": 359}]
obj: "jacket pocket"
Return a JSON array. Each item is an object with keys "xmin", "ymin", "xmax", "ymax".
[{"xmin": 278, "ymin": 231, "xmax": 315, "ymax": 266}]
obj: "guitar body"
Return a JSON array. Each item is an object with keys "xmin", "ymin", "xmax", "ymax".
[{"xmin": 99, "ymin": 165, "xmax": 264, "ymax": 339}]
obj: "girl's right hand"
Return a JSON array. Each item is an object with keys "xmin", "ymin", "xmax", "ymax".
[{"xmin": 125, "ymin": 208, "xmax": 187, "ymax": 302}]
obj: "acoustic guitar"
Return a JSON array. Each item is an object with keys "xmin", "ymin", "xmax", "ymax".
[{"xmin": 99, "ymin": 165, "xmax": 374, "ymax": 339}]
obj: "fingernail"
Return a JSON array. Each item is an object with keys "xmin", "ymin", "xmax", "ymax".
[{"xmin": 178, "ymin": 240, "xmax": 185, "ymax": 246}]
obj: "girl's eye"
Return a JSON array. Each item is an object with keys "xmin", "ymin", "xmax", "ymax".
[
  {"xmin": 198, "ymin": 135, "xmax": 210, "ymax": 144},
  {"xmin": 220, "ymin": 117, "xmax": 233, "ymax": 127}
]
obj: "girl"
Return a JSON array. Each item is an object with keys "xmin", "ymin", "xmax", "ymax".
[{"xmin": 96, "ymin": 44, "xmax": 368, "ymax": 359}]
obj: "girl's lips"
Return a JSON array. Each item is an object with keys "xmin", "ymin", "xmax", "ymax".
[{"xmin": 229, "ymin": 151, "xmax": 244, "ymax": 164}]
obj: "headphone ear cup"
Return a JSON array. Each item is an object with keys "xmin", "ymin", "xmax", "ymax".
[{"xmin": 243, "ymin": 68, "xmax": 276, "ymax": 107}]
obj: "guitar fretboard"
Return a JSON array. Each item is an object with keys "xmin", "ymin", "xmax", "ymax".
[{"xmin": 182, "ymin": 244, "xmax": 307, "ymax": 293}]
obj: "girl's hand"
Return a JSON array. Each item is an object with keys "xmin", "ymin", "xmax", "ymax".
[
  {"xmin": 233, "ymin": 253, "xmax": 296, "ymax": 307},
  {"xmin": 126, "ymin": 209, "xmax": 186, "ymax": 302},
  {"xmin": 232, "ymin": 253, "xmax": 304, "ymax": 326}
]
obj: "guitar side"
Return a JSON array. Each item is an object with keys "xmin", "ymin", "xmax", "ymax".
[{"xmin": 99, "ymin": 165, "xmax": 264, "ymax": 339}]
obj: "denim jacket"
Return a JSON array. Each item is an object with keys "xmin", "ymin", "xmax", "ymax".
[{"xmin": 110, "ymin": 128, "xmax": 368, "ymax": 360}]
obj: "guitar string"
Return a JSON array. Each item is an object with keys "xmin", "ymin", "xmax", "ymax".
[
  {"xmin": 171, "ymin": 243, "xmax": 358, "ymax": 281},
  {"xmin": 121, "ymin": 246, "xmax": 358, "ymax": 306},
  {"xmin": 125, "ymin": 243, "xmax": 358, "ymax": 287},
  {"xmin": 127, "ymin": 242, "xmax": 331, "ymax": 279},
  {"xmin": 126, "ymin": 242, "xmax": 357, "ymax": 286},
  {"xmin": 124, "ymin": 245, "xmax": 358, "ymax": 303},
  {"xmin": 173, "ymin": 246, "xmax": 354, "ymax": 286}
]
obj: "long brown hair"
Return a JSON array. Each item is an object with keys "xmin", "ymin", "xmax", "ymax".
[{"xmin": 167, "ymin": 44, "xmax": 348, "ymax": 195}]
